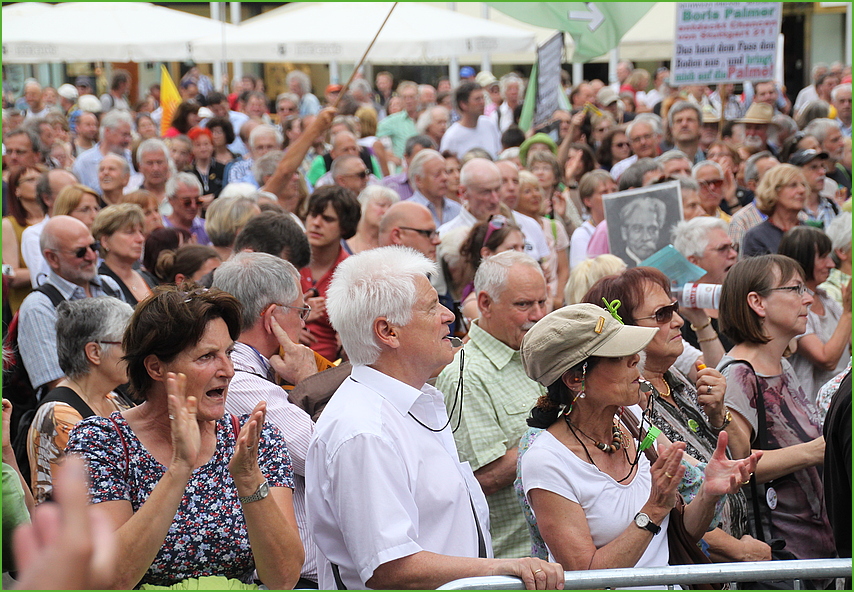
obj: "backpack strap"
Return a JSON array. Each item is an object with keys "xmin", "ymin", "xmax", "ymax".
[
  {"xmin": 33, "ymin": 283, "xmax": 66, "ymax": 308},
  {"xmin": 38, "ymin": 386, "xmax": 95, "ymax": 418}
]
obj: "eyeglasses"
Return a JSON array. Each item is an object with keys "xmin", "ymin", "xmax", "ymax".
[
  {"xmin": 399, "ymin": 226, "xmax": 439, "ymax": 240},
  {"xmin": 53, "ymin": 241, "xmax": 100, "ymax": 259},
  {"xmin": 97, "ymin": 340, "xmax": 122, "ymax": 346},
  {"xmin": 699, "ymin": 178, "xmax": 724, "ymax": 189},
  {"xmin": 709, "ymin": 241, "xmax": 738, "ymax": 254},
  {"xmin": 276, "ymin": 303, "xmax": 312, "ymax": 321},
  {"xmin": 179, "ymin": 197, "xmax": 203, "ymax": 208},
  {"xmin": 613, "ymin": 142, "xmax": 631, "ymax": 149},
  {"xmin": 344, "ymin": 170, "xmax": 369, "ymax": 179},
  {"xmin": 636, "ymin": 300, "xmax": 679, "ymax": 324},
  {"xmin": 763, "ymin": 283, "xmax": 809, "ymax": 296},
  {"xmin": 631, "ymin": 132, "xmax": 657, "ymax": 144},
  {"xmin": 482, "ymin": 215, "xmax": 507, "ymax": 247}
]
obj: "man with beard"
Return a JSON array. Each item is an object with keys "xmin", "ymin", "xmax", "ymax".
[
  {"xmin": 615, "ymin": 196, "xmax": 666, "ymax": 266},
  {"xmin": 736, "ymin": 103, "xmax": 775, "ymax": 156},
  {"xmin": 435, "ymin": 252, "xmax": 547, "ymax": 559},
  {"xmin": 73, "ymin": 111, "xmax": 99, "ymax": 157}
]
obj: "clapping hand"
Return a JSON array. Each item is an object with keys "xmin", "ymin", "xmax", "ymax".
[{"xmin": 703, "ymin": 431, "xmax": 762, "ymax": 496}]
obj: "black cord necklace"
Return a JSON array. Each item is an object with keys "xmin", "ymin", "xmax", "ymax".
[{"xmin": 408, "ymin": 349, "xmax": 465, "ymax": 433}]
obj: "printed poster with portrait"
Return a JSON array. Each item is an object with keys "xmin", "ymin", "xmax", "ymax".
[{"xmin": 603, "ymin": 181, "xmax": 684, "ymax": 268}]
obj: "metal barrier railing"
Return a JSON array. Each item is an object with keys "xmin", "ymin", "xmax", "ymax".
[{"xmin": 438, "ymin": 558, "xmax": 852, "ymax": 590}]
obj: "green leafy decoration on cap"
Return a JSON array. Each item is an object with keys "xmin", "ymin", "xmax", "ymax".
[{"xmin": 602, "ymin": 298, "xmax": 624, "ymax": 325}]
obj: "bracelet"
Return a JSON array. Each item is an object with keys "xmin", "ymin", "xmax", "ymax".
[
  {"xmin": 690, "ymin": 317, "xmax": 712, "ymax": 332},
  {"xmin": 697, "ymin": 334, "xmax": 718, "ymax": 343}
]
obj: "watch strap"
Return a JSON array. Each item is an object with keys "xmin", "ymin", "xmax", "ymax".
[{"xmin": 238, "ymin": 479, "xmax": 269, "ymax": 504}]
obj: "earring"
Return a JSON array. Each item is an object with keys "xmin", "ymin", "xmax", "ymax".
[{"xmin": 577, "ymin": 361, "xmax": 588, "ymax": 399}]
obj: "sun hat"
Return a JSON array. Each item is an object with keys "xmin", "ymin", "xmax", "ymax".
[{"xmin": 521, "ymin": 303, "xmax": 657, "ymax": 387}]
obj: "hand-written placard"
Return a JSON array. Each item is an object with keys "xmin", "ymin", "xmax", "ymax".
[{"xmin": 672, "ymin": 2, "xmax": 782, "ymax": 86}]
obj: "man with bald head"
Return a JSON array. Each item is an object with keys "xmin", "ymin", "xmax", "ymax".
[
  {"xmin": 438, "ymin": 157, "xmax": 502, "ymax": 235},
  {"xmin": 17, "ymin": 216, "xmax": 124, "ymax": 393},
  {"xmin": 307, "ymin": 130, "xmax": 378, "ymax": 188},
  {"xmin": 21, "ymin": 169, "xmax": 78, "ymax": 288},
  {"xmin": 379, "ymin": 201, "xmax": 440, "ymax": 261},
  {"xmin": 23, "ymin": 80, "xmax": 50, "ymax": 120},
  {"xmin": 328, "ymin": 154, "xmax": 370, "ymax": 194}
]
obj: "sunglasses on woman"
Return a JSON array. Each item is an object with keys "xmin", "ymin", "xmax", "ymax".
[{"xmin": 636, "ymin": 300, "xmax": 679, "ymax": 324}]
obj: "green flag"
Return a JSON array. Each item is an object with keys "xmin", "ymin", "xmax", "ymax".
[{"xmin": 486, "ymin": 2, "xmax": 655, "ymax": 62}]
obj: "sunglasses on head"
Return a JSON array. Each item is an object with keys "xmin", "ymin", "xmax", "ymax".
[
  {"xmin": 482, "ymin": 215, "xmax": 508, "ymax": 247},
  {"xmin": 636, "ymin": 300, "xmax": 679, "ymax": 324}
]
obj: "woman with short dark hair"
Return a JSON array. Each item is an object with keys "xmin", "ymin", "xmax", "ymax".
[
  {"xmin": 66, "ymin": 285, "xmax": 304, "ymax": 589},
  {"xmin": 778, "ymin": 226, "xmax": 852, "ymax": 402}
]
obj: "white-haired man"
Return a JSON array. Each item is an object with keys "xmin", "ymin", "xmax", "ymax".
[
  {"xmin": 407, "ymin": 149, "xmax": 461, "ymax": 227},
  {"xmin": 306, "ymin": 246, "xmax": 563, "ymax": 590},
  {"xmin": 126, "ymin": 139, "xmax": 172, "ymax": 201},
  {"xmin": 213, "ymin": 252, "xmax": 324, "ymax": 588},
  {"xmin": 225, "ymin": 124, "xmax": 283, "ymax": 186},
  {"xmin": 438, "ymin": 158, "xmax": 501, "ymax": 235},
  {"xmin": 287, "ymin": 70, "xmax": 321, "ymax": 118},
  {"xmin": 831, "ymin": 83, "xmax": 852, "ymax": 138},
  {"xmin": 72, "ymin": 110, "xmax": 135, "ymax": 193},
  {"xmin": 435, "ymin": 251, "xmax": 548, "ymax": 559},
  {"xmin": 610, "ymin": 114, "xmax": 663, "ymax": 180}
]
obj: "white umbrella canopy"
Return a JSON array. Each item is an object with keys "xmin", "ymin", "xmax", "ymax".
[
  {"xmin": 2, "ymin": 2, "xmax": 236, "ymax": 64},
  {"xmin": 191, "ymin": 2, "xmax": 537, "ymax": 64}
]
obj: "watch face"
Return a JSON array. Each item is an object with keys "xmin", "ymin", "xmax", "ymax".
[{"xmin": 635, "ymin": 513, "xmax": 650, "ymax": 527}]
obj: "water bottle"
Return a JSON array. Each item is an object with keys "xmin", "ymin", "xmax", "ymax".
[{"xmin": 672, "ymin": 282, "xmax": 721, "ymax": 309}]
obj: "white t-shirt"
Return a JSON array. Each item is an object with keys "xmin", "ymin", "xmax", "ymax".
[
  {"xmin": 440, "ymin": 116, "xmax": 501, "ymax": 159},
  {"xmin": 520, "ymin": 430, "xmax": 670, "ymax": 586},
  {"xmin": 569, "ymin": 220, "xmax": 596, "ymax": 270},
  {"xmin": 512, "ymin": 211, "xmax": 550, "ymax": 263}
]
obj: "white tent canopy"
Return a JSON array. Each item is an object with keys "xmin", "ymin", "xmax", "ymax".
[
  {"xmin": 191, "ymin": 2, "xmax": 536, "ymax": 64},
  {"xmin": 1, "ymin": 2, "xmax": 236, "ymax": 64}
]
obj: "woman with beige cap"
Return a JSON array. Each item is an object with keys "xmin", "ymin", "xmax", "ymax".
[{"xmin": 518, "ymin": 303, "xmax": 761, "ymax": 577}]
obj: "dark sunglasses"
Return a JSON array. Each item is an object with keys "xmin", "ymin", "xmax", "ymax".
[
  {"xmin": 636, "ymin": 300, "xmax": 679, "ymax": 324},
  {"xmin": 61, "ymin": 241, "xmax": 100, "ymax": 259},
  {"xmin": 399, "ymin": 226, "xmax": 439, "ymax": 240}
]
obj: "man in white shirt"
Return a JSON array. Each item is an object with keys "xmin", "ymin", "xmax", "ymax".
[
  {"xmin": 306, "ymin": 246, "xmax": 563, "ymax": 590},
  {"xmin": 495, "ymin": 160, "xmax": 549, "ymax": 263},
  {"xmin": 440, "ymin": 82, "xmax": 501, "ymax": 159},
  {"xmin": 212, "ymin": 252, "xmax": 322, "ymax": 588}
]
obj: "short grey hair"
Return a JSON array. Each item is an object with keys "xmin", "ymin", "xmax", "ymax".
[
  {"xmin": 166, "ymin": 172, "xmax": 202, "ymax": 199},
  {"xmin": 803, "ymin": 118, "xmax": 841, "ymax": 144},
  {"xmin": 474, "ymin": 251, "xmax": 542, "ymax": 300},
  {"xmin": 744, "ymin": 151, "xmax": 775, "ymax": 183},
  {"xmin": 285, "ymin": 70, "xmax": 311, "ymax": 94},
  {"xmin": 275, "ymin": 92, "xmax": 299, "ymax": 107},
  {"xmin": 204, "ymin": 195, "xmax": 259, "ymax": 248},
  {"xmin": 677, "ymin": 176, "xmax": 700, "ymax": 193},
  {"xmin": 667, "ymin": 101, "xmax": 702, "ymax": 128},
  {"xmin": 408, "ymin": 149, "xmax": 445, "ymax": 187},
  {"xmin": 671, "ymin": 216, "xmax": 728, "ymax": 259},
  {"xmin": 101, "ymin": 153, "xmax": 131, "ymax": 176},
  {"xmin": 136, "ymin": 138, "xmax": 172, "ymax": 167},
  {"xmin": 692, "ymin": 160, "xmax": 723, "ymax": 178},
  {"xmin": 100, "ymin": 109, "xmax": 133, "ymax": 136},
  {"xmin": 350, "ymin": 78, "xmax": 373, "ymax": 97},
  {"xmin": 831, "ymin": 83, "xmax": 852, "ymax": 102},
  {"xmin": 356, "ymin": 185, "xmax": 400, "ymax": 215},
  {"xmin": 326, "ymin": 246, "xmax": 436, "ymax": 366},
  {"xmin": 56, "ymin": 297, "xmax": 133, "ymax": 380},
  {"xmin": 498, "ymin": 147, "xmax": 520, "ymax": 162},
  {"xmin": 626, "ymin": 113, "xmax": 662, "ymax": 139},
  {"xmin": 825, "ymin": 214, "xmax": 852, "ymax": 254},
  {"xmin": 212, "ymin": 252, "xmax": 301, "ymax": 333},
  {"xmin": 416, "ymin": 106, "xmax": 450, "ymax": 136},
  {"xmin": 656, "ymin": 149, "xmax": 691, "ymax": 166},
  {"xmin": 249, "ymin": 124, "xmax": 283, "ymax": 151},
  {"xmin": 252, "ymin": 150, "xmax": 284, "ymax": 186}
]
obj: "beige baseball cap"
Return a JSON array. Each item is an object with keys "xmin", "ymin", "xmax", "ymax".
[{"xmin": 521, "ymin": 303, "xmax": 657, "ymax": 387}]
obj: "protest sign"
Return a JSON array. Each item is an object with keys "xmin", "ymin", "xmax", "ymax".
[
  {"xmin": 533, "ymin": 32, "xmax": 565, "ymax": 130},
  {"xmin": 603, "ymin": 181, "xmax": 683, "ymax": 268},
  {"xmin": 672, "ymin": 2, "xmax": 782, "ymax": 86}
]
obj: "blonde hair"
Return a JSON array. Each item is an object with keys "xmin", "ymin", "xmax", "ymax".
[
  {"xmin": 564, "ymin": 254, "xmax": 627, "ymax": 305},
  {"xmin": 754, "ymin": 164, "xmax": 807, "ymax": 216},
  {"xmin": 53, "ymin": 184, "xmax": 99, "ymax": 217}
]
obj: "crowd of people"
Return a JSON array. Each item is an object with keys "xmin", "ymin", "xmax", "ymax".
[{"xmin": 1, "ymin": 58, "xmax": 851, "ymax": 590}]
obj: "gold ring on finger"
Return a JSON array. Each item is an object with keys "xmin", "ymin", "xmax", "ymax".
[
  {"xmin": 533, "ymin": 569, "xmax": 543, "ymax": 575},
  {"xmin": 664, "ymin": 472, "xmax": 674, "ymax": 479}
]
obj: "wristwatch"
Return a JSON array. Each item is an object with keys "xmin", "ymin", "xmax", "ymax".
[
  {"xmin": 634, "ymin": 512, "xmax": 661, "ymax": 535},
  {"xmin": 238, "ymin": 479, "xmax": 269, "ymax": 504}
]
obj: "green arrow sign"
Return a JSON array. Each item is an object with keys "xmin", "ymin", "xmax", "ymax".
[{"xmin": 486, "ymin": 2, "xmax": 656, "ymax": 62}]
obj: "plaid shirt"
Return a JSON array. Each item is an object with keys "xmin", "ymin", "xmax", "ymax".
[{"xmin": 435, "ymin": 320, "xmax": 545, "ymax": 558}]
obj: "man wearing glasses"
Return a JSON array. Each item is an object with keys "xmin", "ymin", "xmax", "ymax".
[
  {"xmin": 213, "ymin": 251, "xmax": 323, "ymax": 589},
  {"xmin": 329, "ymin": 155, "xmax": 370, "ymax": 194},
  {"xmin": 17, "ymin": 215, "xmax": 124, "ymax": 395},
  {"xmin": 162, "ymin": 173, "xmax": 210, "ymax": 245},
  {"xmin": 693, "ymin": 160, "xmax": 731, "ymax": 221}
]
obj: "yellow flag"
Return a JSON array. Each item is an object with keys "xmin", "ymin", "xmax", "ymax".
[{"xmin": 160, "ymin": 65, "xmax": 181, "ymax": 136}]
